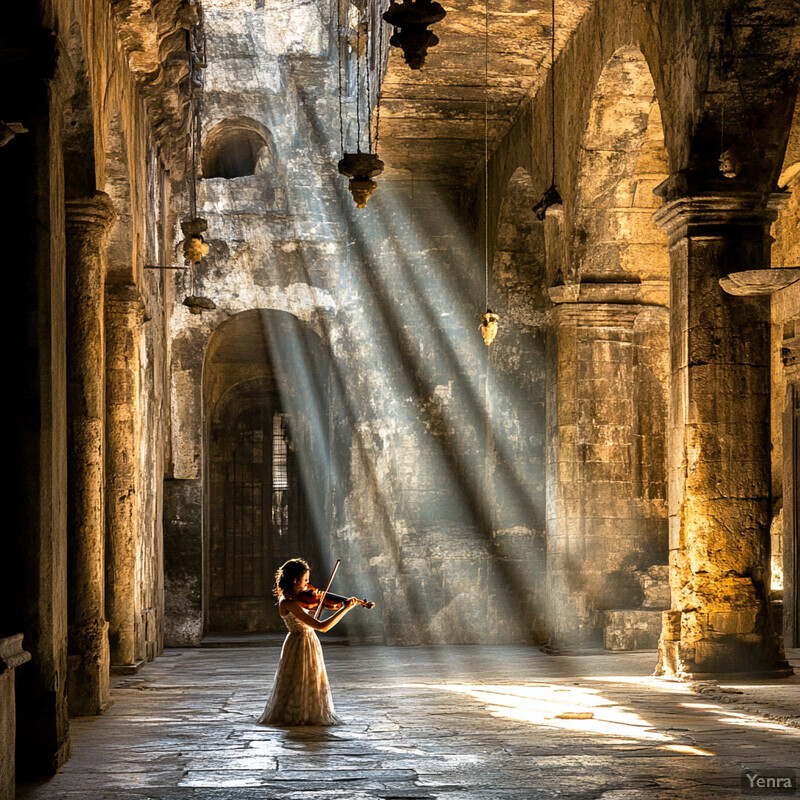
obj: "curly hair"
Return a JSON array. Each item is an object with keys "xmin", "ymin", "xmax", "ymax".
[{"xmin": 274, "ymin": 558, "xmax": 309, "ymax": 599}]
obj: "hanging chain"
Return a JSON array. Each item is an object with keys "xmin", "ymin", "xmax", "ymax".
[
  {"xmin": 337, "ymin": 0, "xmax": 345, "ymax": 154},
  {"xmin": 484, "ymin": 0, "xmax": 490, "ymax": 310},
  {"xmin": 187, "ymin": 28, "xmax": 198, "ymax": 221},
  {"xmin": 355, "ymin": 9, "xmax": 362, "ymax": 152},
  {"xmin": 375, "ymin": 6, "xmax": 385, "ymax": 152},
  {"xmin": 366, "ymin": 12, "xmax": 372, "ymax": 152},
  {"xmin": 550, "ymin": 0, "xmax": 556, "ymax": 187}
]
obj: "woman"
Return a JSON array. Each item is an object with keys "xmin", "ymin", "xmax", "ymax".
[{"xmin": 257, "ymin": 558, "xmax": 359, "ymax": 726}]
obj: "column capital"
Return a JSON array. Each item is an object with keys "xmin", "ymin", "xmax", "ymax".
[
  {"xmin": 548, "ymin": 281, "xmax": 669, "ymax": 309},
  {"xmin": 653, "ymin": 192, "xmax": 786, "ymax": 241},
  {"xmin": 65, "ymin": 191, "xmax": 116, "ymax": 238},
  {"xmin": 0, "ymin": 634, "xmax": 31, "ymax": 673},
  {"xmin": 548, "ymin": 301, "xmax": 641, "ymax": 329},
  {"xmin": 105, "ymin": 283, "xmax": 150, "ymax": 324}
]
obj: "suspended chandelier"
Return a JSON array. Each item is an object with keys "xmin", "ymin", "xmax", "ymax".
[
  {"xmin": 338, "ymin": 152, "xmax": 385, "ymax": 208},
  {"xmin": 337, "ymin": 0, "xmax": 385, "ymax": 208},
  {"xmin": 382, "ymin": 0, "xmax": 446, "ymax": 70},
  {"xmin": 182, "ymin": 19, "xmax": 215, "ymax": 315}
]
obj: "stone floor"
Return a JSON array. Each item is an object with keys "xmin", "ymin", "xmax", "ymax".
[{"xmin": 19, "ymin": 646, "xmax": 800, "ymax": 800}]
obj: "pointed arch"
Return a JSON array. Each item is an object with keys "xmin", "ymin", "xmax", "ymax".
[{"xmin": 572, "ymin": 46, "xmax": 669, "ymax": 292}]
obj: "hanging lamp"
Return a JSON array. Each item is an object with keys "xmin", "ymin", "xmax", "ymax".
[
  {"xmin": 533, "ymin": 0, "xmax": 562, "ymax": 220},
  {"xmin": 338, "ymin": 4, "xmax": 385, "ymax": 208},
  {"xmin": 338, "ymin": 152, "xmax": 385, "ymax": 208},
  {"xmin": 382, "ymin": 0, "xmax": 446, "ymax": 70},
  {"xmin": 478, "ymin": 0, "xmax": 498, "ymax": 346},
  {"xmin": 181, "ymin": 20, "xmax": 216, "ymax": 315}
]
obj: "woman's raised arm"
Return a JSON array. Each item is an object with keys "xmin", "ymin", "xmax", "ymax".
[{"xmin": 283, "ymin": 597, "xmax": 358, "ymax": 632}]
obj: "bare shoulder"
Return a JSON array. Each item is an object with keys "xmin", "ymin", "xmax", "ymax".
[{"xmin": 281, "ymin": 597, "xmax": 304, "ymax": 618}]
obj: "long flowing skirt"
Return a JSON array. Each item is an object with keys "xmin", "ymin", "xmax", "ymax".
[{"xmin": 258, "ymin": 629, "xmax": 342, "ymax": 726}]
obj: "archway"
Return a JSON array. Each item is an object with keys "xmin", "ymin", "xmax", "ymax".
[
  {"xmin": 202, "ymin": 116, "xmax": 272, "ymax": 179},
  {"xmin": 203, "ymin": 310, "xmax": 332, "ymax": 633},
  {"xmin": 546, "ymin": 45, "xmax": 671, "ymax": 649},
  {"xmin": 572, "ymin": 45, "xmax": 669, "ymax": 292}
]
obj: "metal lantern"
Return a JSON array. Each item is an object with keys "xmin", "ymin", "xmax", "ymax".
[
  {"xmin": 480, "ymin": 308, "xmax": 500, "ymax": 346},
  {"xmin": 338, "ymin": 152, "xmax": 385, "ymax": 208},
  {"xmin": 181, "ymin": 217, "xmax": 210, "ymax": 263},
  {"xmin": 382, "ymin": 0, "xmax": 446, "ymax": 70}
]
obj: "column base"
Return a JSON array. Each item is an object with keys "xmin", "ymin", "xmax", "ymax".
[
  {"xmin": 111, "ymin": 659, "xmax": 147, "ymax": 676},
  {"xmin": 67, "ymin": 653, "xmax": 114, "ymax": 716},
  {"xmin": 671, "ymin": 668, "xmax": 794, "ymax": 681},
  {"xmin": 656, "ymin": 637, "xmax": 793, "ymax": 681},
  {"xmin": 67, "ymin": 619, "xmax": 112, "ymax": 716}
]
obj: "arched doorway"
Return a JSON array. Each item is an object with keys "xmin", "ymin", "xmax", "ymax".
[
  {"xmin": 203, "ymin": 310, "xmax": 330, "ymax": 633},
  {"xmin": 546, "ymin": 45, "xmax": 671, "ymax": 648}
]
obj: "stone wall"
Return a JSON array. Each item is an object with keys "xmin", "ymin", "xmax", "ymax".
[
  {"xmin": 164, "ymin": 0, "xmax": 556, "ymax": 645},
  {"xmin": 3, "ymin": 0, "xmax": 194, "ymax": 779}
]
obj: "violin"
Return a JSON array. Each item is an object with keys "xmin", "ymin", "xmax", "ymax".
[{"xmin": 296, "ymin": 584, "xmax": 375, "ymax": 611}]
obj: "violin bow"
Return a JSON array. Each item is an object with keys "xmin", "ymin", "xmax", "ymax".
[{"xmin": 314, "ymin": 558, "xmax": 341, "ymax": 619}]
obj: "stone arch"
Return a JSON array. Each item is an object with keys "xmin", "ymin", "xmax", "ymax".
[
  {"xmin": 571, "ymin": 45, "xmax": 669, "ymax": 292},
  {"xmin": 542, "ymin": 46, "xmax": 671, "ymax": 650},
  {"xmin": 201, "ymin": 116, "xmax": 273, "ymax": 179},
  {"xmin": 200, "ymin": 117, "xmax": 285, "ymax": 211},
  {"xmin": 202, "ymin": 309, "xmax": 333, "ymax": 634}
]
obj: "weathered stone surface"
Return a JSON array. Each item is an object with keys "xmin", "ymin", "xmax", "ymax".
[
  {"xmin": 105, "ymin": 286, "xmax": 149, "ymax": 670},
  {"xmin": 546, "ymin": 301, "xmax": 668, "ymax": 647},
  {"xmin": 655, "ymin": 195, "xmax": 792, "ymax": 679},
  {"xmin": 604, "ymin": 609, "xmax": 662, "ymax": 651},
  {"xmin": 639, "ymin": 565, "xmax": 670, "ymax": 610},
  {"xmin": 15, "ymin": 646, "xmax": 800, "ymax": 800},
  {"xmin": 65, "ymin": 194, "xmax": 116, "ymax": 717},
  {"xmin": 7, "ymin": 0, "xmax": 800, "ymax": 788},
  {"xmin": 0, "ymin": 636, "xmax": 32, "ymax": 800}
]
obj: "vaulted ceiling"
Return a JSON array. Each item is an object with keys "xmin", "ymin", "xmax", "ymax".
[{"xmin": 376, "ymin": 0, "xmax": 592, "ymax": 186}]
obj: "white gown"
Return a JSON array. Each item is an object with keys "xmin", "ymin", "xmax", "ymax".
[{"xmin": 257, "ymin": 610, "xmax": 342, "ymax": 726}]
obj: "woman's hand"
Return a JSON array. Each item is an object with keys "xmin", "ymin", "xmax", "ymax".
[{"xmin": 345, "ymin": 597, "xmax": 359, "ymax": 609}]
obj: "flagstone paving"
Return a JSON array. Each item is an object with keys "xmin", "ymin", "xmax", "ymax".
[{"xmin": 18, "ymin": 646, "xmax": 800, "ymax": 799}]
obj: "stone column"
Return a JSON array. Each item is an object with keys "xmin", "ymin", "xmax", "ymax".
[
  {"xmin": 654, "ymin": 193, "xmax": 791, "ymax": 678},
  {"xmin": 781, "ymin": 336, "xmax": 800, "ymax": 651},
  {"xmin": 105, "ymin": 285, "xmax": 148, "ymax": 671},
  {"xmin": 66, "ymin": 192, "xmax": 115, "ymax": 715},
  {"xmin": 545, "ymin": 290, "xmax": 669, "ymax": 648},
  {"xmin": 0, "ymin": 635, "xmax": 31, "ymax": 800}
]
